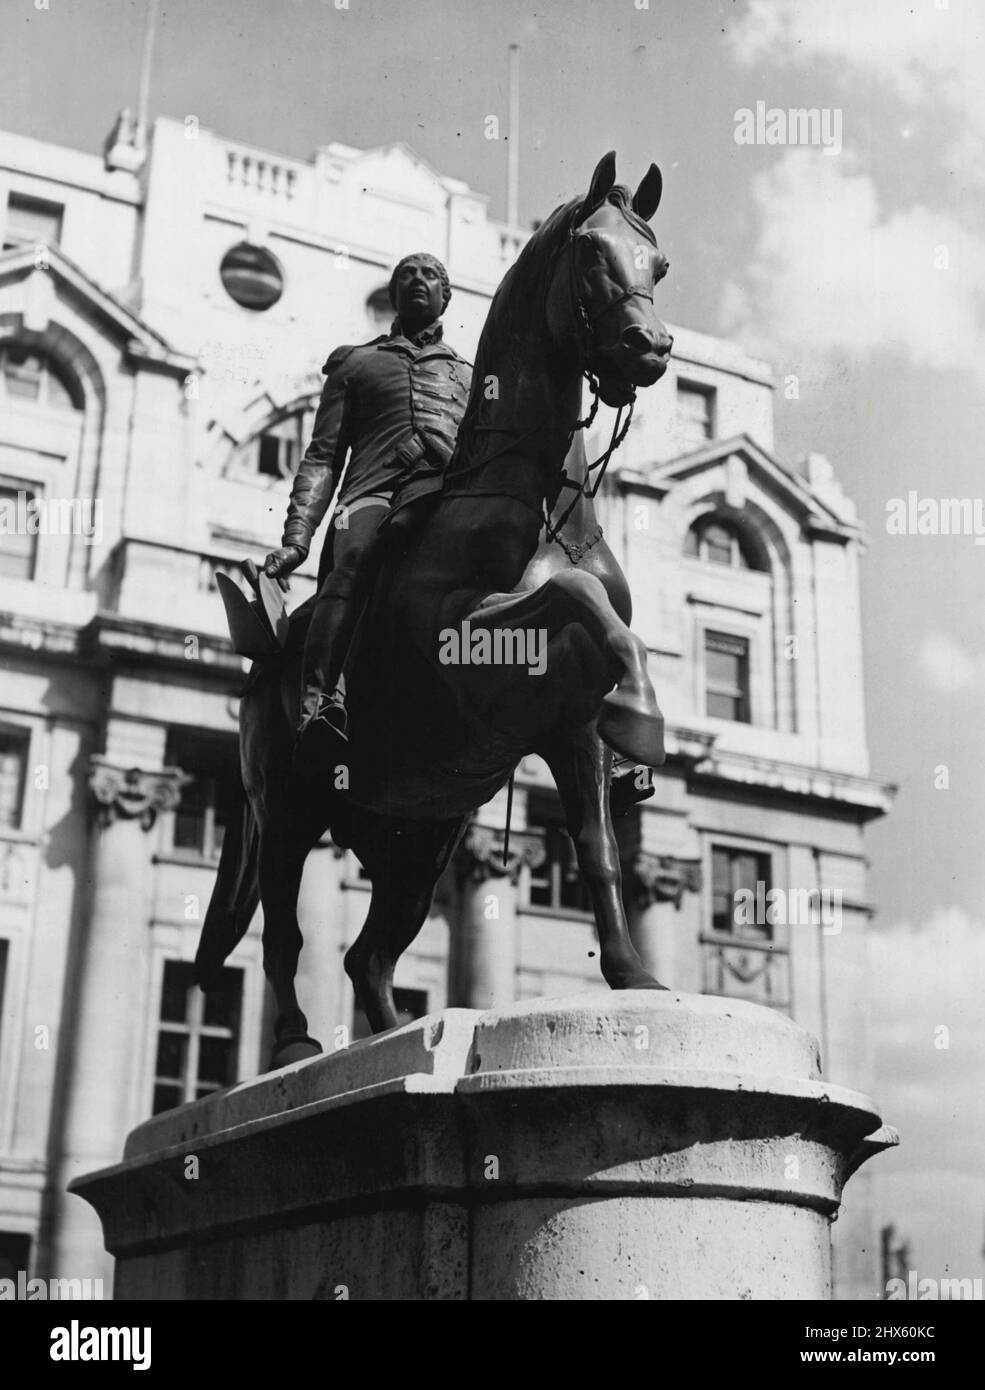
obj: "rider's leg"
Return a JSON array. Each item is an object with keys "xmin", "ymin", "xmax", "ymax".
[{"xmin": 299, "ymin": 498, "xmax": 390, "ymax": 734}]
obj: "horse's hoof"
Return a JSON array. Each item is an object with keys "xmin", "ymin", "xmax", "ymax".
[
  {"xmin": 598, "ymin": 691, "xmax": 666, "ymax": 767},
  {"xmin": 606, "ymin": 969, "xmax": 670, "ymax": 991},
  {"xmin": 268, "ymin": 1034, "xmax": 323, "ymax": 1069},
  {"xmin": 612, "ymin": 976, "xmax": 670, "ymax": 991}
]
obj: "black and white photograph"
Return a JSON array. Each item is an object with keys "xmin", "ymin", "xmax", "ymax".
[{"xmin": 0, "ymin": 0, "xmax": 981, "ymax": 1343}]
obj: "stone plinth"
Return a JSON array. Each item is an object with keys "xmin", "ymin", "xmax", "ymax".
[{"xmin": 70, "ymin": 992, "xmax": 896, "ymax": 1300}]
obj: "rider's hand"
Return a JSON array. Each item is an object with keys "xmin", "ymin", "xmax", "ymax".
[{"xmin": 263, "ymin": 545, "xmax": 306, "ymax": 589}]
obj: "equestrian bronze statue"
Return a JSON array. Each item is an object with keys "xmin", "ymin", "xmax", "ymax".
[{"xmin": 198, "ymin": 152, "xmax": 675, "ymax": 1066}]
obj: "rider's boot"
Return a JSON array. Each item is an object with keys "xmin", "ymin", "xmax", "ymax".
[{"xmin": 293, "ymin": 683, "xmax": 348, "ymax": 778}]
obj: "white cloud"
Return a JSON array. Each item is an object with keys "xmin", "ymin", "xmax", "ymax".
[
  {"xmin": 918, "ymin": 632, "xmax": 985, "ymax": 693},
  {"xmin": 868, "ymin": 907, "xmax": 985, "ymax": 1278},
  {"xmin": 719, "ymin": 152, "xmax": 985, "ymax": 380},
  {"xmin": 729, "ymin": 0, "xmax": 985, "ymax": 161},
  {"xmin": 723, "ymin": 2, "xmax": 985, "ymax": 379}
]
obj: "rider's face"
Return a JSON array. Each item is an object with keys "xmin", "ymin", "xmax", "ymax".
[{"xmin": 394, "ymin": 259, "xmax": 444, "ymax": 329}]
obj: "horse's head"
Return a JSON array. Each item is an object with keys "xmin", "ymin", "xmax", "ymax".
[{"xmin": 545, "ymin": 151, "xmax": 673, "ymax": 408}]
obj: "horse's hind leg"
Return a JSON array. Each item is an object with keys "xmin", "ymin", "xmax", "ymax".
[
  {"xmin": 539, "ymin": 723, "xmax": 666, "ymax": 992},
  {"xmin": 259, "ymin": 818, "xmax": 326, "ymax": 1068},
  {"xmin": 344, "ymin": 819, "xmax": 466, "ymax": 1033}
]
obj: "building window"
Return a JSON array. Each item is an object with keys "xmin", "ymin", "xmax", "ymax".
[
  {"xmin": 705, "ymin": 631, "xmax": 750, "ymax": 723},
  {"xmin": 525, "ymin": 794, "xmax": 590, "ymax": 914},
  {"xmin": 703, "ymin": 844, "xmax": 789, "ymax": 1010},
  {"xmin": 256, "ymin": 413, "xmax": 304, "ymax": 479},
  {"xmin": 0, "ymin": 484, "xmax": 38, "ymax": 582},
  {"xmin": 684, "ymin": 517, "xmax": 751, "ymax": 569},
  {"xmin": 219, "ymin": 242, "xmax": 284, "ymax": 311},
  {"xmin": 351, "ymin": 986, "xmax": 428, "ymax": 1043},
  {"xmin": 0, "ymin": 345, "xmax": 80, "ymax": 411},
  {"xmin": 3, "ymin": 193, "xmax": 63, "ymax": 253},
  {"xmin": 675, "ymin": 380, "xmax": 715, "ymax": 448},
  {"xmin": 710, "ymin": 846, "xmax": 772, "ymax": 941},
  {"xmin": 165, "ymin": 729, "xmax": 240, "ymax": 860},
  {"xmin": 366, "ymin": 286, "xmax": 393, "ymax": 335},
  {"xmin": 0, "ymin": 727, "xmax": 29, "ymax": 829},
  {"xmin": 153, "ymin": 961, "xmax": 243, "ymax": 1114}
]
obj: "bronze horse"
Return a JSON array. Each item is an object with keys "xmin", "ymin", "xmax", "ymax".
[{"xmin": 196, "ymin": 152, "xmax": 674, "ymax": 1064}]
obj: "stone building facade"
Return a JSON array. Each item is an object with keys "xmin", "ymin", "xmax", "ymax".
[{"xmin": 0, "ymin": 113, "xmax": 892, "ymax": 1297}]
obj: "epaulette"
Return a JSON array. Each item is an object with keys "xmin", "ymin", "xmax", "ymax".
[
  {"xmin": 321, "ymin": 336, "xmax": 389, "ymax": 373},
  {"xmin": 322, "ymin": 344, "xmax": 357, "ymax": 373}
]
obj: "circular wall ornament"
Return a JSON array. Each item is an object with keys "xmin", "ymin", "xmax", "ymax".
[{"xmin": 219, "ymin": 242, "xmax": 284, "ymax": 310}]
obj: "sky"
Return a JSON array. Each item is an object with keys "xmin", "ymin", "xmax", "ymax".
[{"xmin": 3, "ymin": 0, "xmax": 983, "ymax": 1288}]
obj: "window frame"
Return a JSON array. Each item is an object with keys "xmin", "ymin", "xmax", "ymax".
[
  {"xmin": 164, "ymin": 728, "xmax": 241, "ymax": 863},
  {"xmin": 151, "ymin": 960, "xmax": 244, "ymax": 1115},
  {"xmin": 703, "ymin": 628, "xmax": 752, "ymax": 725},
  {"xmin": 685, "ymin": 518, "xmax": 752, "ymax": 570},
  {"xmin": 674, "ymin": 377, "xmax": 717, "ymax": 448},
  {"xmin": 0, "ymin": 724, "xmax": 31, "ymax": 830},
  {"xmin": 700, "ymin": 836, "xmax": 792, "ymax": 1011},
  {"xmin": 2, "ymin": 192, "xmax": 64, "ymax": 254},
  {"xmin": 0, "ymin": 344, "xmax": 82, "ymax": 413},
  {"xmin": 708, "ymin": 843, "xmax": 774, "ymax": 943},
  {"xmin": 523, "ymin": 794, "xmax": 592, "ymax": 918}
]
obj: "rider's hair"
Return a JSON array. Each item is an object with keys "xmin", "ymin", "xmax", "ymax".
[{"xmin": 388, "ymin": 253, "xmax": 451, "ymax": 312}]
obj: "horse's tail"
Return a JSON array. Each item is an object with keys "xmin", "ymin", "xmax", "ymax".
[{"xmin": 194, "ymin": 779, "xmax": 261, "ymax": 990}]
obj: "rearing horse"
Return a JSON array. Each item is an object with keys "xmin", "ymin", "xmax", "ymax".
[{"xmin": 197, "ymin": 152, "xmax": 675, "ymax": 1064}]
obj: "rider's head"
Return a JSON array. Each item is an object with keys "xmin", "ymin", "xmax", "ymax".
[{"xmin": 389, "ymin": 253, "xmax": 450, "ymax": 334}]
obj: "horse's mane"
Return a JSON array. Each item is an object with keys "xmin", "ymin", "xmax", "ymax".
[{"xmin": 451, "ymin": 185, "xmax": 657, "ymax": 466}]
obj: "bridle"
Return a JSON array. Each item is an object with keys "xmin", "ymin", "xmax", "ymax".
[
  {"xmin": 540, "ymin": 222, "xmax": 653, "ymax": 543},
  {"xmin": 443, "ymin": 208, "xmax": 657, "ymax": 551}
]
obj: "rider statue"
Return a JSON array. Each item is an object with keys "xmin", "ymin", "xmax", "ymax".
[{"xmin": 263, "ymin": 253, "xmax": 472, "ymax": 769}]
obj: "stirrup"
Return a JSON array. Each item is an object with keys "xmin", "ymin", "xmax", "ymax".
[{"xmin": 298, "ymin": 693, "xmax": 348, "ymax": 743}]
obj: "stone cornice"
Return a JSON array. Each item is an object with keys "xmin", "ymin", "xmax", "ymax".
[
  {"xmin": 687, "ymin": 746, "xmax": 895, "ymax": 820},
  {"xmin": 81, "ymin": 614, "xmax": 244, "ymax": 681}
]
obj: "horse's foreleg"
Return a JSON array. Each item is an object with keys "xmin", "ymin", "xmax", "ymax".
[
  {"xmin": 258, "ymin": 824, "xmax": 324, "ymax": 1067},
  {"xmin": 539, "ymin": 725, "xmax": 666, "ymax": 992},
  {"xmin": 471, "ymin": 568, "xmax": 664, "ymax": 766}
]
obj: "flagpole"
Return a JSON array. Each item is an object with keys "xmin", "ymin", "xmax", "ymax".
[
  {"xmin": 136, "ymin": 0, "xmax": 160, "ymax": 150},
  {"xmin": 507, "ymin": 44, "xmax": 520, "ymax": 229}
]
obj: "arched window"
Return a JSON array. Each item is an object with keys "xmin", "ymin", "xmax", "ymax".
[
  {"xmin": 366, "ymin": 286, "xmax": 393, "ymax": 335},
  {"xmin": 225, "ymin": 403, "xmax": 317, "ymax": 484},
  {"xmin": 684, "ymin": 516, "xmax": 763, "ymax": 571},
  {"xmin": 0, "ymin": 344, "xmax": 82, "ymax": 411},
  {"xmin": 255, "ymin": 412, "xmax": 304, "ymax": 479}
]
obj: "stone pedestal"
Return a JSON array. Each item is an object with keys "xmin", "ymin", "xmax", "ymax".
[{"xmin": 71, "ymin": 991, "xmax": 896, "ymax": 1301}]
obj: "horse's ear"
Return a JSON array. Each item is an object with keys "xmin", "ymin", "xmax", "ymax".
[
  {"xmin": 577, "ymin": 150, "xmax": 617, "ymax": 222},
  {"xmin": 633, "ymin": 163, "xmax": 663, "ymax": 221}
]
